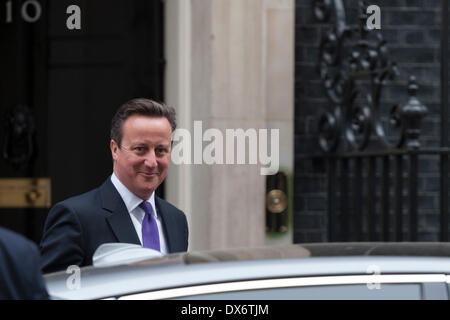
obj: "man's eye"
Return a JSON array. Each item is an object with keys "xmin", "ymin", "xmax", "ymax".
[
  {"xmin": 156, "ymin": 148, "xmax": 168, "ymax": 154},
  {"xmin": 134, "ymin": 147, "xmax": 145, "ymax": 152}
]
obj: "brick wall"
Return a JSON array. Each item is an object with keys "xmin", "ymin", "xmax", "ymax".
[{"xmin": 294, "ymin": 0, "xmax": 443, "ymax": 242}]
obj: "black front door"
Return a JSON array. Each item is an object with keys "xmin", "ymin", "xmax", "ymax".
[{"xmin": 0, "ymin": 0, "xmax": 164, "ymax": 244}]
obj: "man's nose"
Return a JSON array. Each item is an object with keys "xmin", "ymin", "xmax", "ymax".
[{"xmin": 144, "ymin": 149, "xmax": 158, "ymax": 167}]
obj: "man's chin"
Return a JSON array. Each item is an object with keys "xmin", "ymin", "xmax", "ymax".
[
  {"xmin": 137, "ymin": 179, "xmax": 160, "ymax": 192},
  {"xmin": 134, "ymin": 185, "xmax": 157, "ymax": 199}
]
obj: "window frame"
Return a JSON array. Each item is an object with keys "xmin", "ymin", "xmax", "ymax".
[{"xmin": 117, "ymin": 274, "xmax": 450, "ymax": 300}]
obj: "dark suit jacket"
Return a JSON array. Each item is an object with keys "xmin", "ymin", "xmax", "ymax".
[
  {"xmin": 39, "ymin": 177, "xmax": 188, "ymax": 274},
  {"xmin": 0, "ymin": 227, "xmax": 49, "ymax": 299}
]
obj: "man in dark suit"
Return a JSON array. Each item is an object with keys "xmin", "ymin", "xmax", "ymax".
[
  {"xmin": 40, "ymin": 98, "xmax": 189, "ymax": 274},
  {"xmin": 0, "ymin": 227, "xmax": 49, "ymax": 299}
]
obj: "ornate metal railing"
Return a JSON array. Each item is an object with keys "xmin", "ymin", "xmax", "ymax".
[
  {"xmin": 308, "ymin": 0, "xmax": 449, "ymax": 242},
  {"xmin": 314, "ymin": 0, "xmax": 427, "ymax": 153}
]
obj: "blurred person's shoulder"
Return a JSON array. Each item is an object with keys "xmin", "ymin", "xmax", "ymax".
[
  {"xmin": 0, "ymin": 226, "xmax": 38, "ymax": 254},
  {"xmin": 0, "ymin": 226, "xmax": 49, "ymax": 300}
]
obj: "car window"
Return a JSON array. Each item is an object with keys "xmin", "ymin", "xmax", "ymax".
[
  {"xmin": 174, "ymin": 284, "xmax": 422, "ymax": 300},
  {"xmin": 422, "ymin": 283, "xmax": 449, "ymax": 300}
]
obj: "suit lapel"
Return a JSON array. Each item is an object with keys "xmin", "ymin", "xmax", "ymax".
[
  {"xmin": 100, "ymin": 178, "xmax": 141, "ymax": 245},
  {"xmin": 155, "ymin": 196, "xmax": 175, "ymax": 253}
]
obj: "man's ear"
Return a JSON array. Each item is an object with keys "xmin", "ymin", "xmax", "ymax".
[{"xmin": 110, "ymin": 139, "xmax": 119, "ymax": 161}]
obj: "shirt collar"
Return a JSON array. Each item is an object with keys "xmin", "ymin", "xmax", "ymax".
[{"xmin": 110, "ymin": 173, "xmax": 157, "ymax": 218}]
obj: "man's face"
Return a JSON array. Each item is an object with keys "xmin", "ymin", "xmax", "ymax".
[{"xmin": 111, "ymin": 115, "xmax": 172, "ymax": 200}]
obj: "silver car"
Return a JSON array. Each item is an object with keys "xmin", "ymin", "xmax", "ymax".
[{"xmin": 44, "ymin": 242, "xmax": 450, "ymax": 300}]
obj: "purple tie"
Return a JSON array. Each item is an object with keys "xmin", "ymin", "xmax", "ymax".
[{"xmin": 139, "ymin": 201, "xmax": 161, "ymax": 251}]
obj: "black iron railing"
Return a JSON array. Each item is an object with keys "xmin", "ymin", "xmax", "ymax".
[{"xmin": 306, "ymin": 0, "xmax": 449, "ymax": 242}]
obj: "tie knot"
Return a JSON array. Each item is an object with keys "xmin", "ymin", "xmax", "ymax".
[{"xmin": 139, "ymin": 201, "xmax": 154, "ymax": 216}]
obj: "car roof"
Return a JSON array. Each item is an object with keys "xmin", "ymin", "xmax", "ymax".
[
  {"xmin": 183, "ymin": 242, "xmax": 450, "ymax": 263},
  {"xmin": 44, "ymin": 242, "xmax": 450, "ymax": 300}
]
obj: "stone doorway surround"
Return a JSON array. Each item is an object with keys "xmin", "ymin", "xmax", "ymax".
[{"xmin": 164, "ymin": 0, "xmax": 294, "ymax": 251}]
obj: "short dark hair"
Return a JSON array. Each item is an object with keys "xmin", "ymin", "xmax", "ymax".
[{"xmin": 110, "ymin": 98, "xmax": 176, "ymax": 147}]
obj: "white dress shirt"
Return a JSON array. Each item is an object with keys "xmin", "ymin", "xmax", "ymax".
[{"xmin": 110, "ymin": 173, "xmax": 168, "ymax": 254}]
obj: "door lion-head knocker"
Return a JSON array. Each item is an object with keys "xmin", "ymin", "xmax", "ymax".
[{"xmin": 2, "ymin": 104, "xmax": 36, "ymax": 170}]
